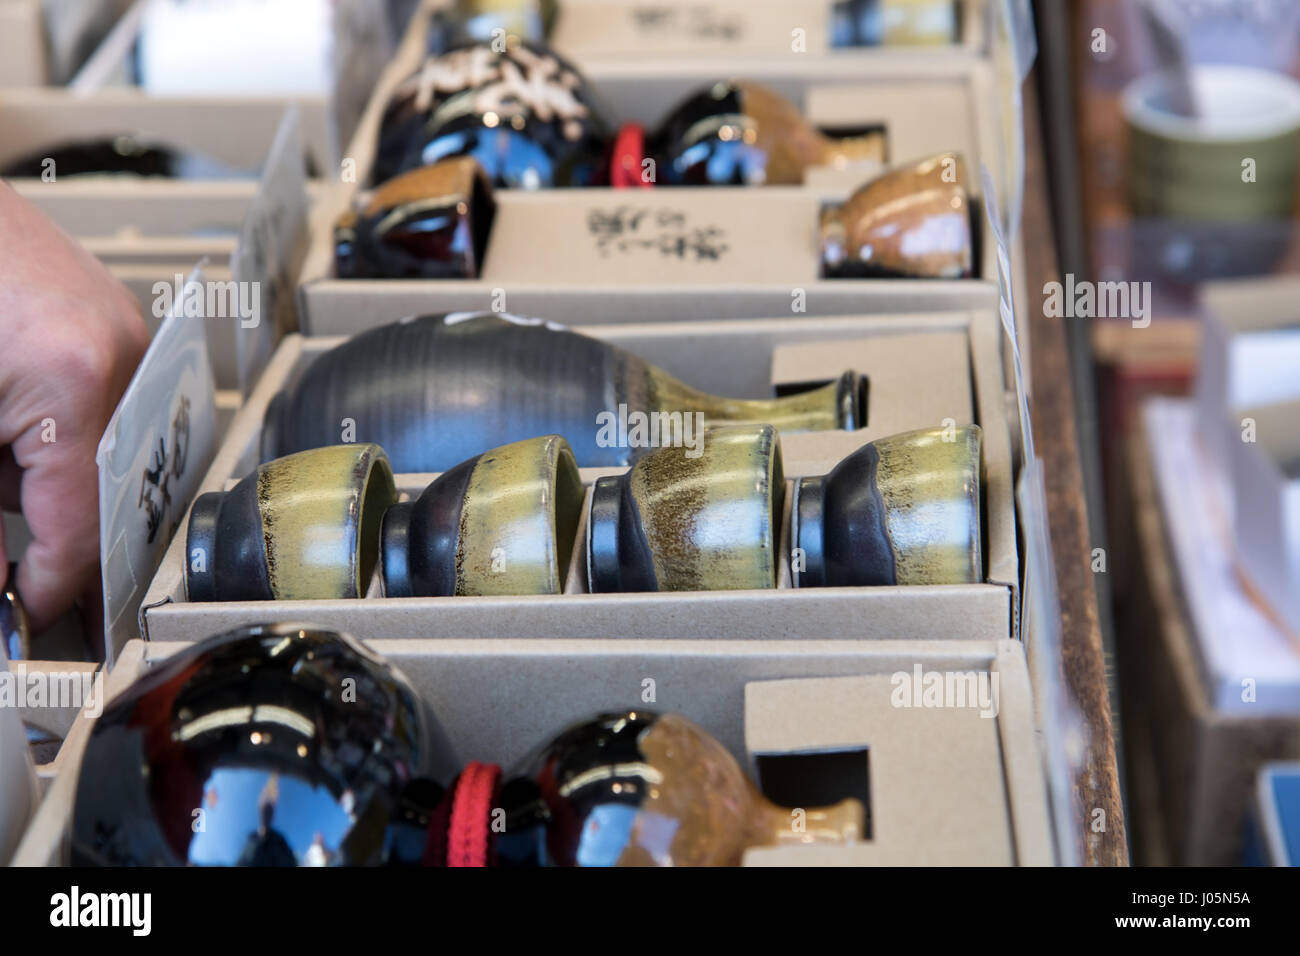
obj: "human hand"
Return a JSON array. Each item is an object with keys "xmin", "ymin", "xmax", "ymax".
[{"xmin": 0, "ymin": 182, "xmax": 150, "ymax": 639}]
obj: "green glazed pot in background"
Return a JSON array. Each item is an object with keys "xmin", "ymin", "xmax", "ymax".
[
  {"xmin": 186, "ymin": 444, "xmax": 397, "ymax": 602},
  {"xmin": 382, "ymin": 435, "xmax": 585, "ymax": 597},
  {"xmin": 587, "ymin": 425, "xmax": 784, "ymax": 592},
  {"xmin": 1123, "ymin": 66, "xmax": 1300, "ymax": 223},
  {"xmin": 792, "ymin": 425, "xmax": 982, "ymax": 588}
]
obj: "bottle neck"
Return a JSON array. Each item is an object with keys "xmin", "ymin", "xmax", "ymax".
[
  {"xmin": 746, "ymin": 791, "xmax": 866, "ymax": 851},
  {"xmin": 821, "ymin": 129, "xmax": 887, "ymax": 169},
  {"xmin": 649, "ymin": 370, "xmax": 864, "ymax": 434}
]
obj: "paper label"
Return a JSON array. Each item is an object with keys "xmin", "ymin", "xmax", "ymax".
[
  {"xmin": 987, "ymin": 0, "xmax": 1035, "ymax": 245},
  {"xmin": 587, "ymin": 206, "xmax": 730, "ymax": 262},
  {"xmin": 97, "ymin": 266, "xmax": 217, "ymax": 664},
  {"xmin": 232, "ymin": 107, "xmax": 309, "ymax": 397}
]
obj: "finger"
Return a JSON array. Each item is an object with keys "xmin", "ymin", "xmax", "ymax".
[{"xmin": 13, "ymin": 430, "xmax": 102, "ymax": 634}]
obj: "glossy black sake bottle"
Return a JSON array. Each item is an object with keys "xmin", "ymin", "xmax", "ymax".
[
  {"xmin": 373, "ymin": 41, "xmax": 611, "ymax": 188},
  {"xmin": 494, "ymin": 710, "xmax": 864, "ymax": 866},
  {"xmin": 260, "ymin": 312, "xmax": 864, "ymax": 473},
  {"xmin": 69, "ymin": 624, "xmax": 454, "ymax": 866},
  {"xmin": 642, "ymin": 80, "xmax": 885, "ymax": 186}
]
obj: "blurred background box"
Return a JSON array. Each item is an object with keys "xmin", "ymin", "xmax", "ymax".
[{"xmin": 0, "ymin": 0, "xmax": 48, "ymax": 86}]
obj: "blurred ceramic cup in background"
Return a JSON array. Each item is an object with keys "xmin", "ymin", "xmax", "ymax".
[
  {"xmin": 1123, "ymin": 64, "xmax": 1300, "ymax": 277},
  {"xmin": 186, "ymin": 444, "xmax": 398, "ymax": 602},
  {"xmin": 382, "ymin": 435, "xmax": 585, "ymax": 597}
]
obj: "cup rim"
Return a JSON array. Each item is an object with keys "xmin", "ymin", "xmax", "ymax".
[{"xmin": 1123, "ymin": 64, "xmax": 1300, "ymax": 143}]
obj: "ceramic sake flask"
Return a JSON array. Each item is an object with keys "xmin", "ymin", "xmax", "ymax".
[
  {"xmin": 261, "ymin": 313, "xmax": 863, "ymax": 472},
  {"xmin": 335, "ymin": 157, "xmax": 495, "ymax": 279},
  {"xmin": 793, "ymin": 425, "xmax": 982, "ymax": 588},
  {"xmin": 587, "ymin": 425, "xmax": 783, "ymax": 592},
  {"xmin": 642, "ymin": 80, "xmax": 885, "ymax": 186},
  {"xmin": 69, "ymin": 624, "xmax": 449, "ymax": 866},
  {"xmin": 382, "ymin": 435, "xmax": 585, "ymax": 597},
  {"xmin": 494, "ymin": 710, "xmax": 864, "ymax": 866},
  {"xmin": 1, "ymin": 564, "xmax": 29, "ymax": 662},
  {"xmin": 373, "ymin": 42, "xmax": 611, "ymax": 187},
  {"xmin": 186, "ymin": 444, "xmax": 397, "ymax": 602},
  {"xmin": 820, "ymin": 152, "xmax": 974, "ymax": 278}
]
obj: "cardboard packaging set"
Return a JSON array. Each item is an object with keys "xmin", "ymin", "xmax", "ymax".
[{"xmin": 13, "ymin": 0, "xmax": 1067, "ymax": 866}]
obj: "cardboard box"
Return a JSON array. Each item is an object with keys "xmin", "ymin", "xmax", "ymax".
[
  {"xmin": 137, "ymin": 310, "xmax": 1019, "ymax": 649},
  {"xmin": 13, "ymin": 634, "xmax": 1053, "ymax": 866},
  {"xmin": 548, "ymin": 0, "xmax": 985, "ymax": 59},
  {"xmin": 1120, "ymin": 404, "xmax": 1300, "ymax": 865},
  {"xmin": 0, "ymin": 88, "xmax": 332, "ymax": 183},
  {"xmin": 1230, "ymin": 397, "xmax": 1300, "ymax": 642},
  {"xmin": 300, "ymin": 2, "xmax": 1026, "ymax": 341},
  {"xmin": 1196, "ymin": 277, "xmax": 1300, "ymax": 489}
]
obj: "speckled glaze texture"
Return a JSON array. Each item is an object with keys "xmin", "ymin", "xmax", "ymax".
[
  {"xmin": 793, "ymin": 425, "xmax": 983, "ymax": 588},
  {"xmin": 69, "ymin": 624, "xmax": 438, "ymax": 866},
  {"xmin": 381, "ymin": 434, "xmax": 584, "ymax": 597},
  {"xmin": 261, "ymin": 313, "xmax": 862, "ymax": 472},
  {"xmin": 497, "ymin": 711, "xmax": 864, "ymax": 866},
  {"xmin": 587, "ymin": 425, "xmax": 783, "ymax": 592},
  {"xmin": 186, "ymin": 444, "xmax": 397, "ymax": 602},
  {"xmin": 335, "ymin": 157, "xmax": 495, "ymax": 279},
  {"xmin": 820, "ymin": 151, "xmax": 974, "ymax": 278},
  {"xmin": 650, "ymin": 80, "xmax": 886, "ymax": 186}
]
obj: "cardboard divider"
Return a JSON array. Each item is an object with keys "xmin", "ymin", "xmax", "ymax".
[
  {"xmin": 138, "ymin": 310, "xmax": 1019, "ymax": 644},
  {"xmin": 0, "ymin": 88, "xmax": 332, "ymax": 177},
  {"xmin": 0, "ymin": 0, "xmax": 46, "ymax": 86},
  {"xmin": 548, "ymin": 0, "xmax": 985, "ymax": 59},
  {"xmin": 14, "ymin": 633, "xmax": 1053, "ymax": 867}
]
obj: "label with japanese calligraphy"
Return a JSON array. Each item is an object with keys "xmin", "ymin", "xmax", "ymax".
[
  {"xmin": 586, "ymin": 206, "xmax": 730, "ymax": 263},
  {"xmin": 97, "ymin": 266, "xmax": 217, "ymax": 663}
]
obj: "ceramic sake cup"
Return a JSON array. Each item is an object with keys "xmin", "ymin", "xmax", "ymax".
[
  {"xmin": 382, "ymin": 434, "xmax": 585, "ymax": 597},
  {"xmin": 335, "ymin": 156, "xmax": 495, "ymax": 279},
  {"xmin": 185, "ymin": 444, "xmax": 398, "ymax": 602},
  {"xmin": 586, "ymin": 425, "xmax": 784, "ymax": 592},
  {"xmin": 792, "ymin": 425, "xmax": 982, "ymax": 587},
  {"xmin": 820, "ymin": 151, "xmax": 974, "ymax": 279}
]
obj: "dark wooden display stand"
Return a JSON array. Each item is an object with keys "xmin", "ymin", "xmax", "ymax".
[{"xmin": 1022, "ymin": 81, "xmax": 1129, "ymax": 867}]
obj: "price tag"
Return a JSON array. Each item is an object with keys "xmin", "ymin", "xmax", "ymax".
[
  {"xmin": 987, "ymin": 0, "xmax": 1036, "ymax": 246},
  {"xmin": 97, "ymin": 266, "xmax": 217, "ymax": 664}
]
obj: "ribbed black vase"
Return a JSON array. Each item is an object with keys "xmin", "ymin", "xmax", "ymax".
[{"xmin": 261, "ymin": 313, "xmax": 864, "ymax": 473}]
